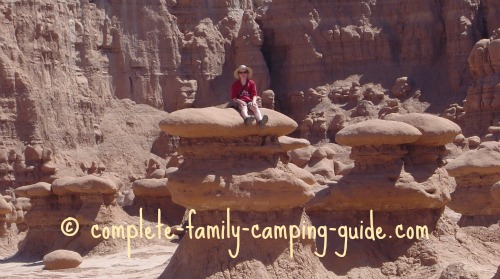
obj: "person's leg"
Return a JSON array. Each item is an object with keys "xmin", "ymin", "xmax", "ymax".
[
  {"xmin": 240, "ymin": 103, "xmax": 255, "ymax": 127},
  {"xmin": 239, "ymin": 103, "xmax": 250, "ymax": 118},
  {"xmin": 249, "ymin": 104, "xmax": 268, "ymax": 128},
  {"xmin": 248, "ymin": 103, "xmax": 263, "ymax": 121}
]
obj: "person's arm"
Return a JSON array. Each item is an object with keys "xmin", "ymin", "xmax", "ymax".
[{"xmin": 250, "ymin": 81, "xmax": 258, "ymax": 106}]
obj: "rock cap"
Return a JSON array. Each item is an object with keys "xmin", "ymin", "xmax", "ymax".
[
  {"xmin": 159, "ymin": 107, "xmax": 297, "ymax": 138},
  {"xmin": 445, "ymin": 142, "xmax": 500, "ymax": 176},
  {"xmin": 383, "ymin": 113, "xmax": 461, "ymax": 146},
  {"xmin": 132, "ymin": 178, "xmax": 170, "ymax": 196},
  {"xmin": 15, "ymin": 182, "xmax": 52, "ymax": 197},
  {"xmin": 335, "ymin": 119, "xmax": 422, "ymax": 146},
  {"xmin": 52, "ymin": 175, "xmax": 118, "ymax": 195}
]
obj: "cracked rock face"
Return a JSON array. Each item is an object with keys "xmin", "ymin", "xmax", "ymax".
[{"xmin": 464, "ymin": 36, "xmax": 500, "ymax": 137}]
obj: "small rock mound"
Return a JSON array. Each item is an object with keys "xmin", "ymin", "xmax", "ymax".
[
  {"xmin": 439, "ymin": 263, "xmax": 479, "ymax": 279},
  {"xmin": 445, "ymin": 142, "xmax": 500, "ymax": 215},
  {"xmin": 43, "ymin": 250, "xmax": 82, "ymax": 270}
]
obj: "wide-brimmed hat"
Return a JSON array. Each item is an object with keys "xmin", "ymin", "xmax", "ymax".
[{"xmin": 233, "ymin": 65, "xmax": 253, "ymax": 79}]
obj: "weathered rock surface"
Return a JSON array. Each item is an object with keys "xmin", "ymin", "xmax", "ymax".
[
  {"xmin": 15, "ymin": 182, "xmax": 52, "ymax": 197},
  {"xmin": 52, "ymin": 175, "xmax": 118, "ymax": 195},
  {"xmin": 439, "ymin": 263, "xmax": 480, "ymax": 279},
  {"xmin": 43, "ymin": 250, "xmax": 83, "ymax": 270},
  {"xmin": 383, "ymin": 113, "xmax": 461, "ymax": 146},
  {"xmin": 0, "ymin": 0, "xmax": 499, "ymax": 277},
  {"xmin": 14, "ymin": 173, "xmax": 126, "ymax": 257},
  {"xmin": 132, "ymin": 178, "xmax": 170, "ymax": 197},
  {"xmin": 446, "ymin": 142, "xmax": 500, "ymax": 176},
  {"xmin": 169, "ymin": 168, "xmax": 313, "ymax": 212},
  {"xmin": 464, "ymin": 34, "xmax": 500, "ymax": 137},
  {"xmin": 160, "ymin": 108, "xmax": 331, "ymax": 278},
  {"xmin": 159, "ymin": 107, "xmax": 297, "ymax": 138},
  {"xmin": 0, "ymin": 0, "xmax": 496, "ymax": 180},
  {"xmin": 445, "ymin": 142, "xmax": 500, "ymax": 216},
  {"xmin": 335, "ymin": 119, "xmax": 422, "ymax": 146},
  {"xmin": 130, "ymin": 177, "xmax": 185, "ymax": 225},
  {"xmin": 309, "ymin": 117, "xmax": 455, "ymax": 211},
  {"xmin": 492, "ymin": 182, "xmax": 500, "ymax": 202}
]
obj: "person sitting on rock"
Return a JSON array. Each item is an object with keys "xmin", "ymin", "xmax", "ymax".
[{"xmin": 230, "ymin": 65, "xmax": 268, "ymax": 128}]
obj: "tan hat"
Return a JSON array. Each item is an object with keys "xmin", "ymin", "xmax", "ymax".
[{"xmin": 233, "ymin": 65, "xmax": 253, "ymax": 79}]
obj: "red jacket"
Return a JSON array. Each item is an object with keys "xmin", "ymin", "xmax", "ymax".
[{"xmin": 230, "ymin": 79, "xmax": 257, "ymax": 102}]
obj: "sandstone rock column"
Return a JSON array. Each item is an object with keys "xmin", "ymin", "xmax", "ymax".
[
  {"xmin": 308, "ymin": 118, "xmax": 454, "ymax": 211},
  {"xmin": 464, "ymin": 36, "xmax": 500, "ymax": 136},
  {"xmin": 15, "ymin": 174, "xmax": 125, "ymax": 257},
  {"xmin": 0, "ymin": 196, "xmax": 14, "ymax": 238},
  {"xmin": 131, "ymin": 178, "xmax": 185, "ymax": 225},
  {"xmin": 158, "ymin": 107, "xmax": 332, "ymax": 279},
  {"xmin": 305, "ymin": 116, "xmax": 458, "ymax": 274}
]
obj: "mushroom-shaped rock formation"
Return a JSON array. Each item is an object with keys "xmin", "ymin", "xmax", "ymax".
[
  {"xmin": 306, "ymin": 117, "xmax": 457, "ymax": 273},
  {"xmin": 159, "ymin": 107, "xmax": 331, "ymax": 278},
  {"xmin": 131, "ymin": 178, "xmax": 185, "ymax": 225},
  {"xmin": 15, "ymin": 174, "xmax": 125, "ymax": 257},
  {"xmin": 51, "ymin": 174, "xmax": 121, "ymax": 225},
  {"xmin": 445, "ymin": 142, "xmax": 500, "ymax": 216},
  {"xmin": 308, "ymin": 118, "xmax": 454, "ymax": 211},
  {"xmin": 483, "ymin": 125, "xmax": 500, "ymax": 142}
]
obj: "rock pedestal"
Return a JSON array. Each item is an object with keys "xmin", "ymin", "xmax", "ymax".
[
  {"xmin": 15, "ymin": 174, "xmax": 124, "ymax": 257},
  {"xmin": 445, "ymin": 141, "xmax": 500, "ymax": 217},
  {"xmin": 159, "ymin": 107, "xmax": 332, "ymax": 279},
  {"xmin": 308, "ymin": 116, "xmax": 459, "ymax": 212},
  {"xmin": 305, "ymin": 115, "xmax": 459, "ymax": 274},
  {"xmin": 0, "ymin": 196, "xmax": 15, "ymax": 238},
  {"xmin": 131, "ymin": 178, "xmax": 185, "ymax": 225}
]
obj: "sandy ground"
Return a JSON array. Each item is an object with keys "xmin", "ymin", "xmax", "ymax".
[{"xmin": 0, "ymin": 243, "xmax": 178, "ymax": 279}]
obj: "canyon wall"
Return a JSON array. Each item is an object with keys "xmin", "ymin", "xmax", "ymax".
[{"xmin": 0, "ymin": 0, "xmax": 499, "ymax": 185}]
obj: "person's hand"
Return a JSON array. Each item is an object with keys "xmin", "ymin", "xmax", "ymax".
[{"xmin": 251, "ymin": 101, "xmax": 257, "ymax": 107}]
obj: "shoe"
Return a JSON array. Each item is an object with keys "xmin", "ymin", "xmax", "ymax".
[
  {"xmin": 244, "ymin": 116, "xmax": 255, "ymax": 127},
  {"xmin": 258, "ymin": 115, "xmax": 268, "ymax": 128}
]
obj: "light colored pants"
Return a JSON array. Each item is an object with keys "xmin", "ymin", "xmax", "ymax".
[{"xmin": 239, "ymin": 102, "xmax": 263, "ymax": 121}]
